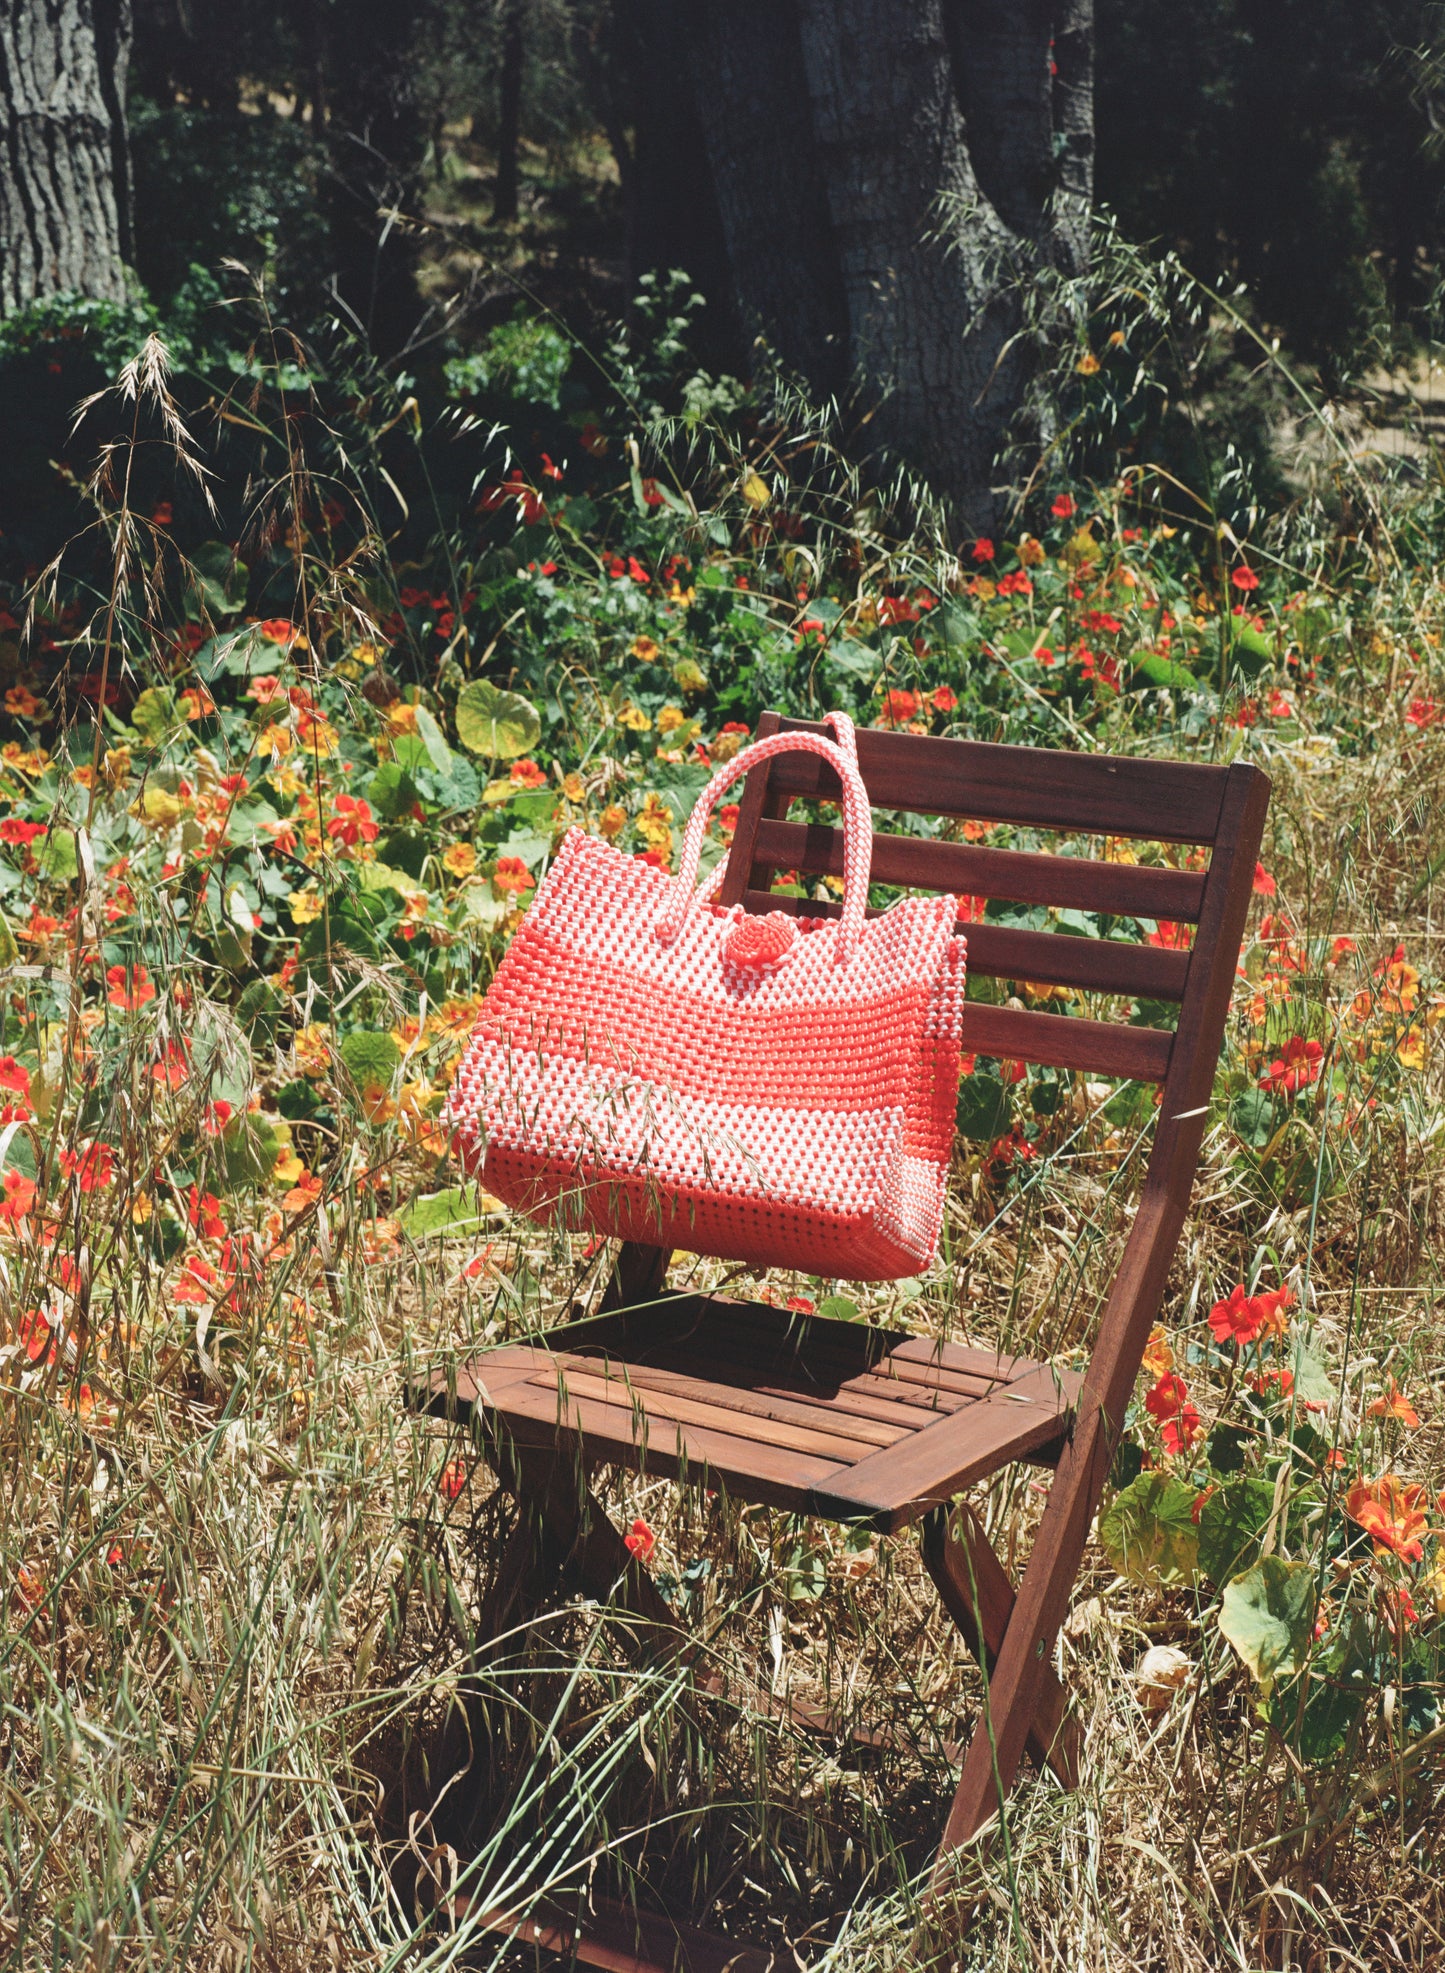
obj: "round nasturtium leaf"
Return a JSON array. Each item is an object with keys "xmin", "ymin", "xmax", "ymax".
[{"xmin": 454, "ymin": 680, "xmax": 541, "ymax": 759}]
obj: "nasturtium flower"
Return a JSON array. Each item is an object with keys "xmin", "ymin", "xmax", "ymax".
[
  {"xmin": 59, "ymin": 1141, "xmax": 115, "ymax": 1192},
  {"xmin": 1367, "ymin": 1378, "xmax": 1421, "ymax": 1429},
  {"xmin": 1258, "ymin": 1036, "xmax": 1323, "ymax": 1096},
  {"xmin": 290, "ymin": 891, "xmax": 325, "ymax": 925},
  {"xmin": 491, "ymin": 857, "xmax": 534, "ymax": 897},
  {"xmin": 1345, "ymin": 1475, "xmax": 1431, "ymax": 1563},
  {"xmin": 1208, "ymin": 1285, "xmax": 1266, "ymax": 1349},
  {"xmin": 105, "ymin": 964, "xmax": 156, "ymax": 1011},
  {"xmin": 441, "ymin": 842, "xmax": 477, "ymax": 879}
]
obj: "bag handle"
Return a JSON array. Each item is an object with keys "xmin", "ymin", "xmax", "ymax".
[{"xmin": 654, "ymin": 712, "xmax": 873, "ymax": 964}]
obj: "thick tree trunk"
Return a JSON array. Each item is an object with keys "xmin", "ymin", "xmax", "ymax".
[
  {"xmin": 656, "ymin": 0, "xmax": 1093, "ymax": 528},
  {"xmin": 493, "ymin": 0, "xmax": 524, "ymax": 223},
  {"xmin": 0, "ymin": 0, "xmax": 133, "ymax": 313}
]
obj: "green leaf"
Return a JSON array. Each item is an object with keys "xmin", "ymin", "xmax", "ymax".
[
  {"xmin": 1197, "ymin": 1477, "xmax": 1275, "ymax": 1584},
  {"xmin": 35, "ymin": 828, "xmax": 78, "ymax": 883},
  {"xmin": 1289, "ymin": 1341, "xmax": 1337, "ymax": 1408},
  {"xmin": 132, "ymin": 687, "xmax": 179, "ymax": 743},
  {"xmin": 1229, "ymin": 623, "xmax": 1274, "ymax": 678},
  {"xmin": 339, "ymin": 1029, "xmax": 401, "ymax": 1086},
  {"xmin": 1218, "ymin": 1556, "xmax": 1317, "ymax": 1692},
  {"xmin": 1206, "ymin": 1422, "xmax": 1250, "ymax": 1474},
  {"xmin": 190, "ymin": 540, "xmax": 248, "ymax": 616},
  {"xmin": 815, "ymin": 1296, "xmax": 859, "ymax": 1322},
  {"xmin": 0, "ymin": 912, "xmax": 18, "ymax": 967},
  {"xmin": 357, "ymin": 860, "xmax": 420, "ymax": 896},
  {"xmin": 413, "ymin": 702, "xmax": 455, "ymax": 776},
  {"xmin": 1097, "ymin": 1471, "xmax": 1201, "ymax": 1587},
  {"xmin": 1132, "ymin": 650, "xmax": 1202, "ymax": 691},
  {"xmin": 1230, "ymin": 1085, "xmax": 1277, "ymax": 1149},
  {"xmin": 398, "ymin": 1182, "xmax": 502, "ymax": 1240},
  {"xmin": 956, "ymin": 1074, "xmax": 1010, "ymax": 1142},
  {"xmin": 825, "ymin": 637, "xmax": 880, "ymax": 681},
  {"xmin": 224, "ymin": 795, "xmax": 279, "ymax": 847},
  {"xmin": 367, "ymin": 761, "xmax": 422, "ymax": 819},
  {"xmin": 455, "ymin": 680, "xmax": 541, "ymax": 759}
]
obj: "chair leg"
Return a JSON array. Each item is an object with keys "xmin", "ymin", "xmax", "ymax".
[
  {"xmin": 920, "ymin": 1505, "xmax": 1079, "ymax": 1790},
  {"xmin": 928, "ymin": 1416, "xmax": 1110, "ymax": 1878}
]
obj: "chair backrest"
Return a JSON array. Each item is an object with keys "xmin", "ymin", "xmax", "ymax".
[{"xmin": 719, "ymin": 714, "xmax": 1271, "ymax": 1129}]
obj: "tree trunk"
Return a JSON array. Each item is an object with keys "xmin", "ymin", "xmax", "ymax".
[
  {"xmin": 493, "ymin": 0, "xmax": 524, "ymax": 223},
  {"xmin": 654, "ymin": 0, "xmax": 1093, "ymax": 528},
  {"xmin": 0, "ymin": 0, "xmax": 133, "ymax": 314}
]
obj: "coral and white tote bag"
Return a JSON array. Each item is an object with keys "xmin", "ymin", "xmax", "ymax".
[{"xmin": 446, "ymin": 713, "xmax": 966, "ymax": 1280}]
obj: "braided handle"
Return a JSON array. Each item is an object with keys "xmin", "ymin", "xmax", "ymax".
[{"xmin": 654, "ymin": 713, "xmax": 872, "ymax": 964}]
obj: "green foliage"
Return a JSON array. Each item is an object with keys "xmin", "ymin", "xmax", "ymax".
[{"xmin": 1219, "ymin": 1557, "xmax": 1319, "ymax": 1693}]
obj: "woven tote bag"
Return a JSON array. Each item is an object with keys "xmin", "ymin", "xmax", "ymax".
[{"xmin": 445, "ymin": 713, "xmax": 967, "ymax": 1280}]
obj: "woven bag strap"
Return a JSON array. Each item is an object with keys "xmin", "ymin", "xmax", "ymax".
[{"xmin": 654, "ymin": 714, "xmax": 873, "ymax": 963}]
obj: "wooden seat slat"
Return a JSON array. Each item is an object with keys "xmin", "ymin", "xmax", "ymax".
[
  {"xmin": 761, "ymin": 722, "xmax": 1230, "ymax": 842},
  {"xmin": 529, "ymin": 1366, "xmax": 888, "ymax": 1463},
  {"xmin": 751, "ymin": 817, "xmax": 1209, "ymax": 921},
  {"xmin": 812, "ymin": 1365, "xmax": 1083, "ymax": 1531},
  {"xmin": 675, "ymin": 1295, "xmax": 1030, "ymax": 1384},
  {"xmin": 739, "ymin": 887, "xmax": 1189, "ymax": 999},
  {"xmin": 541, "ymin": 1353, "xmax": 907, "ymax": 1451},
  {"xmin": 496, "ymin": 1377, "xmax": 850, "ymax": 1509},
  {"xmin": 633, "ymin": 1343, "xmax": 995, "ymax": 1414}
]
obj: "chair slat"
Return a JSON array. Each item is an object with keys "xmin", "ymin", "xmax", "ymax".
[
  {"xmin": 961, "ymin": 1003, "xmax": 1173, "ymax": 1080},
  {"xmin": 752, "ymin": 817, "xmax": 1208, "ymax": 920},
  {"xmin": 765, "ymin": 721, "xmax": 1230, "ymax": 842},
  {"xmin": 739, "ymin": 889, "xmax": 1189, "ymax": 1000}
]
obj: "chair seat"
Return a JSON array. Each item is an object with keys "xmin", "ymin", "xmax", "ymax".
[{"xmin": 422, "ymin": 1294, "xmax": 1080, "ymax": 1534}]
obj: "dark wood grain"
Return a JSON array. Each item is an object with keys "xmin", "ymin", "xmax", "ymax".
[
  {"xmin": 456, "ymin": 1890, "xmax": 782, "ymax": 1972},
  {"xmin": 921, "ymin": 1504, "xmax": 1078, "ymax": 1787},
  {"xmin": 751, "ymin": 817, "xmax": 1209, "ymax": 919},
  {"xmin": 763, "ymin": 717, "xmax": 1229, "ymax": 842},
  {"xmin": 960, "ymin": 1002, "xmax": 1174, "ymax": 1080}
]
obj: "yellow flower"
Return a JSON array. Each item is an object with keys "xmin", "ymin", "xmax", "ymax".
[
  {"xmin": 441, "ymin": 841, "xmax": 477, "ymax": 879},
  {"xmin": 130, "ymin": 1189, "xmax": 153, "ymax": 1226},
  {"xmin": 298, "ymin": 718, "xmax": 339, "ymax": 758},
  {"xmin": 616, "ymin": 701, "xmax": 653, "ymax": 732},
  {"xmin": 629, "ymin": 636, "xmax": 661, "ymax": 662},
  {"xmin": 562, "ymin": 772, "xmax": 586, "ymax": 803},
  {"xmin": 293, "ymin": 1024, "xmax": 332, "ymax": 1078},
  {"xmin": 1398, "ymin": 1027, "xmax": 1428, "ymax": 1070},
  {"xmin": 273, "ymin": 1147, "xmax": 305, "ymax": 1187},
  {"xmin": 1142, "ymin": 1325, "xmax": 1173, "ymax": 1378},
  {"xmin": 599, "ymin": 804, "xmax": 627, "ymax": 840},
  {"xmin": 1102, "ymin": 837, "xmax": 1139, "ymax": 865},
  {"xmin": 655, "ymin": 704, "xmax": 686, "ymax": 735},
  {"xmin": 290, "ymin": 890, "xmax": 325, "ymax": 925},
  {"xmin": 1076, "ymin": 350, "xmax": 1102, "ymax": 376},
  {"xmin": 258, "ymin": 722, "xmax": 293, "ymax": 760},
  {"xmin": 1017, "ymin": 535, "xmax": 1046, "ymax": 567},
  {"xmin": 384, "ymin": 701, "xmax": 418, "ymax": 734}
]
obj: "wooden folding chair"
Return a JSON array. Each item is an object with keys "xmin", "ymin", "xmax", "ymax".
[{"xmin": 414, "ymin": 713, "xmax": 1269, "ymax": 1969}]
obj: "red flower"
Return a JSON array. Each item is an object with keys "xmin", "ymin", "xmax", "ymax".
[
  {"xmin": 1208, "ymin": 1284, "xmax": 1266, "ymax": 1349},
  {"xmin": 997, "ymin": 569, "xmax": 1034, "ymax": 598},
  {"xmin": 881, "ymin": 688, "xmax": 920, "ymax": 726},
  {"xmin": 438, "ymin": 1459, "xmax": 469, "ymax": 1501},
  {"xmin": 1146, "ymin": 920, "xmax": 1192, "ymax": 950},
  {"xmin": 786, "ymin": 1294, "xmax": 816, "ymax": 1314},
  {"xmin": 1144, "ymin": 1373, "xmax": 1190, "ymax": 1424},
  {"xmin": 201, "ymin": 1100, "xmax": 234, "ymax": 1136},
  {"xmin": 931, "ymin": 685, "xmax": 957, "ymax": 712},
  {"xmin": 0, "ymin": 1168, "xmax": 36, "ymax": 1226},
  {"xmin": 1252, "ymin": 863, "xmax": 1276, "ymax": 896},
  {"xmin": 1231, "ymin": 566, "xmax": 1260, "ymax": 592},
  {"xmin": 0, "ymin": 1057, "xmax": 31, "ymax": 1106},
  {"xmin": 1405, "ymin": 696, "xmax": 1439, "ymax": 730},
  {"xmin": 186, "ymin": 1186, "xmax": 227, "ymax": 1240},
  {"xmin": 1162, "ymin": 1406, "xmax": 1202, "ymax": 1456},
  {"xmin": 1258, "ymin": 1035, "xmax": 1323, "ymax": 1096},
  {"xmin": 325, "ymin": 795, "xmax": 379, "ymax": 849},
  {"xmin": 970, "ymin": 538, "xmax": 995, "ymax": 563},
  {"xmin": 624, "ymin": 1517, "xmax": 657, "ymax": 1562},
  {"xmin": 18, "ymin": 1309, "xmax": 55, "ymax": 1365},
  {"xmin": 1051, "ymin": 494, "xmax": 1076, "ymax": 520},
  {"xmin": 509, "ymin": 758, "xmax": 545, "ymax": 787},
  {"xmin": 150, "ymin": 1041, "xmax": 190, "ymax": 1089},
  {"xmin": 539, "ymin": 453, "xmax": 564, "ymax": 481},
  {"xmin": 0, "ymin": 818, "xmax": 46, "ymax": 847},
  {"xmin": 259, "ymin": 619, "xmax": 300, "ymax": 645},
  {"xmin": 60, "ymin": 1141, "xmax": 115, "ymax": 1192},
  {"xmin": 105, "ymin": 964, "xmax": 156, "ymax": 1011}
]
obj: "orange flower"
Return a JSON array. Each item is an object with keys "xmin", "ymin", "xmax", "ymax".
[
  {"xmin": 150, "ymin": 1040, "xmax": 190, "ymax": 1089},
  {"xmin": 105, "ymin": 964, "xmax": 156, "ymax": 1011},
  {"xmin": 259, "ymin": 619, "xmax": 300, "ymax": 646},
  {"xmin": 1367, "ymin": 1378, "xmax": 1420, "ymax": 1429},
  {"xmin": 1147, "ymin": 920, "xmax": 1192, "ymax": 951},
  {"xmin": 0, "ymin": 1168, "xmax": 36, "ymax": 1227},
  {"xmin": 1142, "ymin": 1325, "xmax": 1174, "ymax": 1378},
  {"xmin": 1252, "ymin": 1285, "xmax": 1294, "ymax": 1339},
  {"xmin": 1345, "ymin": 1474, "xmax": 1431, "ymax": 1563},
  {"xmin": 325, "ymin": 794, "xmax": 378, "ymax": 849},
  {"xmin": 1374, "ymin": 945, "xmax": 1420, "ymax": 1014},
  {"xmin": 185, "ymin": 1186, "xmax": 227, "ymax": 1240},
  {"xmin": 492, "ymin": 856, "xmax": 535, "ymax": 897},
  {"xmin": 438, "ymin": 1459, "xmax": 469, "ymax": 1501},
  {"xmin": 509, "ymin": 758, "xmax": 545, "ymax": 787}
]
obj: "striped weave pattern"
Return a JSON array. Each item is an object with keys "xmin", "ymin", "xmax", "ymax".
[{"xmin": 446, "ymin": 715, "xmax": 967, "ymax": 1280}]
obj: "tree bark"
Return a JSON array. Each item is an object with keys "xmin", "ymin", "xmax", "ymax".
[
  {"xmin": 493, "ymin": 0, "xmax": 524, "ymax": 223},
  {"xmin": 651, "ymin": 0, "xmax": 1093, "ymax": 528},
  {"xmin": 0, "ymin": 0, "xmax": 133, "ymax": 314}
]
